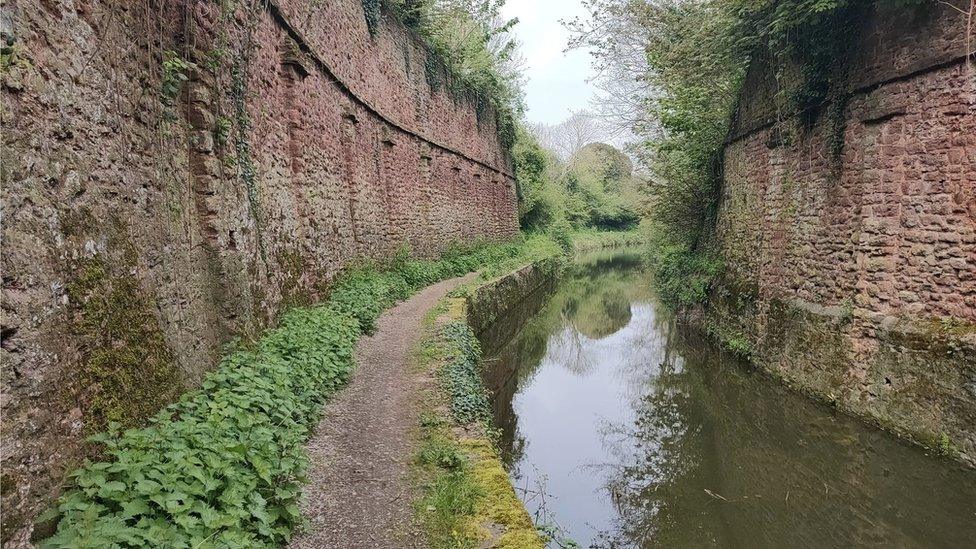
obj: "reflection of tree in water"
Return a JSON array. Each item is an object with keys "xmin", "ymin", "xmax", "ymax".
[
  {"xmin": 486, "ymin": 249, "xmax": 976, "ymax": 548},
  {"xmin": 565, "ymin": 288, "xmax": 632, "ymax": 340},
  {"xmin": 483, "ymin": 248, "xmax": 651, "ymax": 463},
  {"xmin": 592, "ymin": 325, "xmax": 976, "ymax": 548},
  {"xmin": 550, "ymin": 252, "xmax": 651, "ymax": 375},
  {"xmin": 592, "ymin": 336, "xmax": 717, "ymax": 548}
]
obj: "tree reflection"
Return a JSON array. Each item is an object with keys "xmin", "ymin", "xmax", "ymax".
[
  {"xmin": 593, "ymin": 323, "xmax": 976, "ymax": 548},
  {"xmin": 592, "ymin": 326, "xmax": 717, "ymax": 548},
  {"xmin": 481, "ymin": 249, "xmax": 976, "ymax": 549}
]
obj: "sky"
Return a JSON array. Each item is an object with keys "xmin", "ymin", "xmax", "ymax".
[{"xmin": 500, "ymin": 0, "xmax": 598, "ymax": 126}]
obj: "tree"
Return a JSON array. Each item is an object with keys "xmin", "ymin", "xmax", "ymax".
[
  {"xmin": 529, "ymin": 110, "xmax": 605, "ymax": 160},
  {"xmin": 563, "ymin": 0, "xmax": 659, "ymax": 139}
]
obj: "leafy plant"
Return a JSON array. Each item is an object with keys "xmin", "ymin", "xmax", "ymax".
[
  {"xmin": 160, "ymin": 51, "xmax": 194, "ymax": 107},
  {"xmin": 647, "ymin": 237, "xmax": 723, "ymax": 309},
  {"xmin": 549, "ymin": 218, "xmax": 574, "ymax": 255},
  {"xmin": 419, "ymin": 435, "xmax": 468, "ymax": 470},
  {"xmin": 938, "ymin": 432, "xmax": 958, "ymax": 457},
  {"xmin": 214, "ymin": 116, "xmax": 232, "ymax": 147},
  {"xmin": 42, "ymin": 241, "xmax": 535, "ymax": 547},
  {"xmin": 440, "ymin": 322, "xmax": 492, "ymax": 425}
]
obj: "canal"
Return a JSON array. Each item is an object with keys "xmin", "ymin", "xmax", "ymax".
[{"xmin": 480, "ymin": 248, "xmax": 976, "ymax": 548}]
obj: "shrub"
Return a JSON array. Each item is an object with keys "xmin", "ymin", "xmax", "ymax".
[
  {"xmin": 549, "ymin": 218, "xmax": 574, "ymax": 255},
  {"xmin": 648, "ymin": 237, "xmax": 723, "ymax": 309}
]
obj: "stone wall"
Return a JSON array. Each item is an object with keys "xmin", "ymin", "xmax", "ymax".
[
  {"xmin": 712, "ymin": 2, "xmax": 976, "ymax": 462},
  {"xmin": 0, "ymin": 0, "xmax": 517, "ymax": 543},
  {"xmin": 467, "ymin": 258, "xmax": 561, "ymax": 351}
]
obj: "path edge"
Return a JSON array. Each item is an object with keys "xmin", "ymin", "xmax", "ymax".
[{"xmin": 410, "ymin": 257, "xmax": 563, "ymax": 548}]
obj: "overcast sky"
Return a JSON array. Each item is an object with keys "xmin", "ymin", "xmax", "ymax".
[{"xmin": 501, "ymin": 0, "xmax": 597, "ymax": 126}]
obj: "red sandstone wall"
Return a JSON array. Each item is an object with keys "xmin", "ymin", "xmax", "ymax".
[
  {"xmin": 714, "ymin": 2, "xmax": 975, "ymax": 460},
  {"xmin": 720, "ymin": 1, "xmax": 974, "ymax": 323},
  {"xmin": 0, "ymin": 0, "xmax": 517, "ymax": 543}
]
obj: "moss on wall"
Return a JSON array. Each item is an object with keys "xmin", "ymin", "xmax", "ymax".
[{"xmin": 62, "ymin": 228, "xmax": 182, "ymax": 433}]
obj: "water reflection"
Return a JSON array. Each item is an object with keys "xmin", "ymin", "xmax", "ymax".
[{"xmin": 481, "ymin": 249, "xmax": 976, "ymax": 548}]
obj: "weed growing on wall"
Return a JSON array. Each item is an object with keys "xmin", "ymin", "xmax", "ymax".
[
  {"xmin": 370, "ymin": 0, "xmax": 523, "ymax": 151},
  {"xmin": 160, "ymin": 51, "xmax": 193, "ymax": 110},
  {"xmin": 42, "ymin": 241, "xmax": 530, "ymax": 547}
]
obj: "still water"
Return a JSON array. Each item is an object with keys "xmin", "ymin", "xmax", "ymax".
[{"xmin": 480, "ymin": 249, "xmax": 976, "ymax": 548}]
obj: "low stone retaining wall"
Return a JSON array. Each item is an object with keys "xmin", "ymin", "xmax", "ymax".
[
  {"xmin": 415, "ymin": 258, "xmax": 562, "ymax": 548},
  {"xmin": 466, "ymin": 257, "xmax": 561, "ymax": 352},
  {"xmin": 703, "ymin": 287, "xmax": 976, "ymax": 466}
]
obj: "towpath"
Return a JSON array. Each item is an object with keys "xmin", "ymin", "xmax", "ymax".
[{"xmin": 289, "ymin": 273, "xmax": 476, "ymax": 548}]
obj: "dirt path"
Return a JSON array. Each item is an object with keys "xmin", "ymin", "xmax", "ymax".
[{"xmin": 290, "ymin": 273, "xmax": 476, "ymax": 549}]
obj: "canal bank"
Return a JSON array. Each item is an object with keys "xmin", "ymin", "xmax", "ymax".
[
  {"xmin": 409, "ymin": 232, "xmax": 630, "ymax": 547},
  {"xmin": 411, "ymin": 257, "xmax": 561, "ymax": 548},
  {"xmin": 698, "ymin": 285, "xmax": 976, "ymax": 467}
]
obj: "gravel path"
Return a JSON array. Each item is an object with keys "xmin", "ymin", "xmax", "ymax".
[{"xmin": 289, "ymin": 273, "xmax": 476, "ymax": 549}]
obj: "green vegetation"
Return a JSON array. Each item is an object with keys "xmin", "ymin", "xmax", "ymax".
[
  {"xmin": 937, "ymin": 432, "xmax": 959, "ymax": 458},
  {"xmin": 414, "ymin": 283, "xmax": 547, "ymax": 548},
  {"xmin": 416, "ymin": 436, "xmax": 481, "ymax": 547},
  {"xmin": 370, "ymin": 0, "xmax": 522, "ymax": 148},
  {"xmin": 570, "ymin": 228, "xmax": 644, "ymax": 251},
  {"xmin": 512, "ymin": 124, "xmax": 556, "ymax": 229},
  {"xmin": 647, "ymin": 236, "xmax": 723, "ymax": 309},
  {"xmin": 414, "ymin": 323, "xmax": 488, "ymax": 548},
  {"xmin": 160, "ymin": 51, "xmax": 193, "ymax": 109},
  {"xmin": 43, "ymin": 240, "xmax": 542, "ymax": 548},
  {"xmin": 440, "ymin": 323, "xmax": 493, "ymax": 424},
  {"xmin": 515, "ymin": 138, "xmax": 644, "ymax": 235},
  {"xmin": 559, "ymin": 144, "xmax": 643, "ymax": 230},
  {"xmin": 704, "ymin": 319, "xmax": 753, "ymax": 359},
  {"xmin": 478, "ymin": 232, "xmax": 562, "ymax": 280},
  {"xmin": 65, "ymin": 255, "xmax": 183, "ymax": 433},
  {"xmin": 567, "ymin": 0, "xmax": 923, "ymax": 308}
]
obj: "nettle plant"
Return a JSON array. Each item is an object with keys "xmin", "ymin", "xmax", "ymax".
[{"xmin": 44, "ymin": 243, "xmax": 524, "ymax": 547}]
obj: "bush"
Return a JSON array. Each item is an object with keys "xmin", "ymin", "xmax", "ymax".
[
  {"xmin": 41, "ymin": 241, "xmax": 534, "ymax": 548},
  {"xmin": 549, "ymin": 218, "xmax": 574, "ymax": 254},
  {"xmin": 648, "ymin": 237, "xmax": 723, "ymax": 309}
]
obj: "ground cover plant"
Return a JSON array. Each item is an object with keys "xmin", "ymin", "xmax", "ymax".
[{"xmin": 42, "ymin": 241, "xmax": 534, "ymax": 548}]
